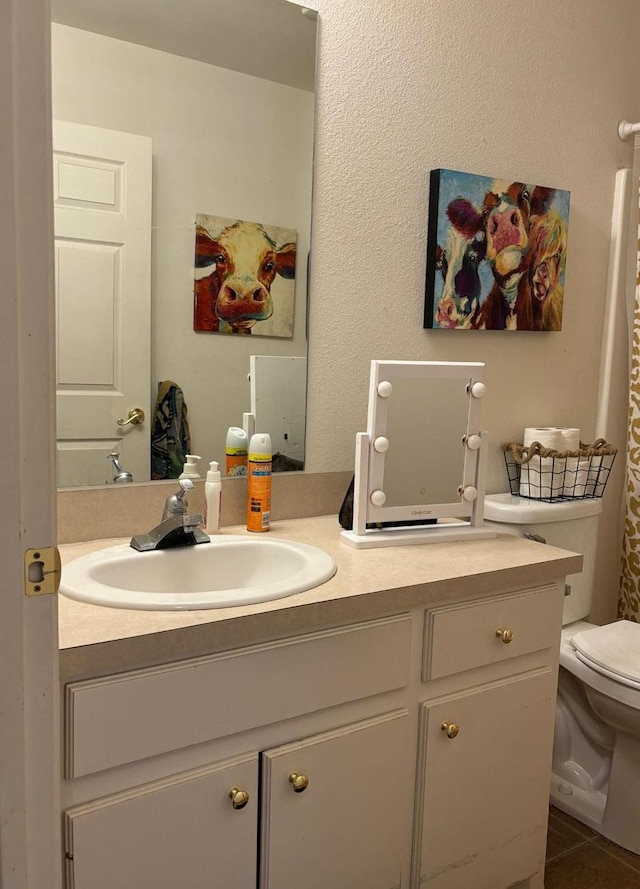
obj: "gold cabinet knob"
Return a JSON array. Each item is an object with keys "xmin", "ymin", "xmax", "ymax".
[
  {"xmin": 289, "ymin": 772, "xmax": 309, "ymax": 793},
  {"xmin": 441, "ymin": 721, "xmax": 459, "ymax": 739},
  {"xmin": 496, "ymin": 627, "xmax": 514, "ymax": 644},
  {"xmin": 117, "ymin": 407, "xmax": 145, "ymax": 427},
  {"xmin": 228, "ymin": 788, "xmax": 250, "ymax": 809}
]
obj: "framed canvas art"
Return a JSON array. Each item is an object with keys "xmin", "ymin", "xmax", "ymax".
[
  {"xmin": 424, "ymin": 169, "xmax": 570, "ymax": 331},
  {"xmin": 194, "ymin": 213, "xmax": 297, "ymax": 337}
]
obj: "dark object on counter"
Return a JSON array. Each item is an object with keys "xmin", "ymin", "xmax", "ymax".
[
  {"xmin": 338, "ymin": 475, "xmax": 437, "ymax": 531},
  {"xmin": 272, "ymin": 452, "xmax": 304, "ymax": 473}
]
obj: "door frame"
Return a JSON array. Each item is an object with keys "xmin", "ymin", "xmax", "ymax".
[{"xmin": 0, "ymin": 1, "xmax": 61, "ymax": 887}]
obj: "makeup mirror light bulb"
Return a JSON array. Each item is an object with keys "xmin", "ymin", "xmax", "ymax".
[
  {"xmin": 469, "ymin": 381, "xmax": 486, "ymax": 398},
  {"xmin": 373, "ymin": 436, "xmax": 390, "ymax": 453},
  {"xmin": 461, "ymin": 485, "xmax": 478, "ymax": 501},
  {"xmin": 377, "ymin": 381, "xmax": 393, "ymax": 398},
  {"xmin": 370, "ymin": 489, "xmax": 386, "ymax": 506},
  {"xmin": 465, "ymin": 434, "xmax": 481, "ymax": 450}
]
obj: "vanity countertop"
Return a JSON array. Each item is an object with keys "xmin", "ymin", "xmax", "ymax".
[{"xmin": 58, "ymin": 514, "xmax": 582, "ymax": 677}]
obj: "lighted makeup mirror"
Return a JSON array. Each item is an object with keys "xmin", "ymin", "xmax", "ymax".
[{"xmin": 340, "ymin": 360, "xmax": 497, "ymax": 548}]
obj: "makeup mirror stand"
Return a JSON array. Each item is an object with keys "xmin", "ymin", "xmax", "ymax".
[{"xmin": 339, "ymin": 360, "xmax": 497, "ymax": 549}]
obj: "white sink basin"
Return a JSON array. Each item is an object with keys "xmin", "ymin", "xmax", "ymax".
[{"xmin": 60, "ymin": 536, "xmax": 337, "ymax": 611}]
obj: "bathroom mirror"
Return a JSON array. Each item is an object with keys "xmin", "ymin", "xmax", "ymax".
[
  {"xmin": 340, "ymin": 360, "xmax": 496, "ymax": 549},
  {"xmin": 50, "ymin": 0, "xmax": 317, "ymax": 488}
]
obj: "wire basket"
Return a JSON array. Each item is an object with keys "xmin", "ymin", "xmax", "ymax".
[{"xmin": 503, "ymin": 438, "xmax": 617, "ymax": 502}]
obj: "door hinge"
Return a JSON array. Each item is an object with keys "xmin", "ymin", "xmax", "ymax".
[{"xmin": 24, "ymin": 546, "xmax": 61, "ymax": 597}]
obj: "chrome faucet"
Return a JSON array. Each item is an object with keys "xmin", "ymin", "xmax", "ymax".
[
  {"xmin": 107, "ymin": 452, "xmax": 133, "ymax": 484},
  {"xmin": 130, "ymin": 479, "xmax": 210, "ymax": 551}
]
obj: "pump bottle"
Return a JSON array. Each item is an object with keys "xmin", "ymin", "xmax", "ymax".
[
  {"xmin": 179, "ymin": 455, "xmax": 201, "ymax": 479},
  {"xmin": 204, "ymin": 461, "xmax": 222, "ymax": 534}
]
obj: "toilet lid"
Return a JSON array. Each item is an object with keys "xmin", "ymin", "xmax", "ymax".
[{"xmin": 571, "ymin": 620, "xmax": 640, "ymax": 689}]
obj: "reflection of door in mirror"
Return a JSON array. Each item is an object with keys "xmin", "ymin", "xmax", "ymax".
[
  {"xmin": 250, "ymin": 356, "xmax": 306, "ymax": 470},
  {"xmin": 383, "ymin": 378, "xmax": 470, "ymax": 507},
  {"xmin": 54, "ymin": 121, "xmax": 152, "ymax": 487},
  {"xmin": 50, "ymin": 0, "xmax": 317, "ymax": 487}
]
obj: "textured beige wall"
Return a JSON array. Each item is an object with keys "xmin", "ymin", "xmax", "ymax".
[{"xmin": 298, "ymin": 0, "xmax": 640, "ymax": 617}]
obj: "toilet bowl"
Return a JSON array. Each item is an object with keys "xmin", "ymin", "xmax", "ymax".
[{"xmin": 484, "ymin": 494, "xmax": 640, "ymax": 854}]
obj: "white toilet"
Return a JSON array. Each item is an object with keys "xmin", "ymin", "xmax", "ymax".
[{"xmin": 484, "ymin": 493, "xmax": 640, "ymax": 854}]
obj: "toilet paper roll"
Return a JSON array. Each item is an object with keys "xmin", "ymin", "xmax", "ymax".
[
  {"xmin": 521, "ymin": 427, "xmax": 581, "ymax": 499},
  {"xmin": 523, "ymin": 427, "xmax": 564, "ymax": 449},
  {"xmin": 573, "ymin": 458, "xmax": 590, "ymax": 497},
  {"xmin": 558, "ymin": 428, "xmax": 581, "ymax": 496},
  {"xmin": 521, "ymin": 428, "xmax": 565, "ymax": 498}
]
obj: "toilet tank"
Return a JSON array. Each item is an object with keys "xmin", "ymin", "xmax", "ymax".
[{"xmin": 484, "ymin": 494, "xmax": 602, "ymax": 625}]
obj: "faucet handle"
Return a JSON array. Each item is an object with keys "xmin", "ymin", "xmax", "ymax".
[
  {"xmin": 162, "ymin": 478, "xmax": 194, "ymax": 521},
  {"xmin": 107, "ymin": 452, "xmax": 133, "ymax": 484}
]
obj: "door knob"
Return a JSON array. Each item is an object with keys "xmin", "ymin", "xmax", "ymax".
[
  {"xmin": 228, "ymin": 788, "xmax": 250, "ymax": 809},
  {"xmin": 289, "ymin": 772, "xmax": 309, "ymax": 793},
  {"xmin": 496, "ymin": 627, "xmax": 514, "ymax": 644},
  {"xmin": 117, "ymin": 407, "xmax": 145, "ymax": 427},
  {"xmin": 441, "ymin": 721, "xmax": 460, "ymax": 739}
]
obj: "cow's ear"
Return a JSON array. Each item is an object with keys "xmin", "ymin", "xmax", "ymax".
[
  {"xmin": 530, "ymin": 187, "xmax": 556, "ymax": 216},
  {"xmin": 446, "ymin": 199, "xmax": 482, "ymax": 238},
  {"xmin": 275, "ymin": 242, "xmax": 297, "ymax": 279},
  {"xmin": 195, "ymin": 226, "xmax": 222, "ymax": 267}
]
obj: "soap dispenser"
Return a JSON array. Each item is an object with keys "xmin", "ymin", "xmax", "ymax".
[
  {"xmin": 204, "ymin": 461, "xmax": 222, "ymax": 534},
  {"xmin": 179, "ymin": 454, "xmax": 202, "ymax": 479}
]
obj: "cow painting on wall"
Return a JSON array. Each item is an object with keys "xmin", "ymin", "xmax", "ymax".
[
  {"xmin": 424, "ymin": 169, "xmax": 570, "ymax": 331},
  {"xmin": 194, "ymin": 213, "xmax": 297, "ymax": 337}
]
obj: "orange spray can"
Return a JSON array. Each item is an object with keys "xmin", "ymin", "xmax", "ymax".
[
  {"xmin": 225, "ymin": 426, "xmax": 248, "ymax": 477},
  {"xmin": 246, "ymin": 433, "xmax": 272, "ymax": 532}
]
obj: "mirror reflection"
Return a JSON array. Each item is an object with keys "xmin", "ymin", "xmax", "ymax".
[
  {"xmin": 383, "ymin": 378, "xmax": 470, "ymax": 506},
  {"xmin": 50, "ymin": 0, "xmax": 317, "ymax": 487}
]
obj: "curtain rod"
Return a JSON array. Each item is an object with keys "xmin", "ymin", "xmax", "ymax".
[{"xmin": 618, "ymin": 120, "xmax": 640, "ymax": 140}]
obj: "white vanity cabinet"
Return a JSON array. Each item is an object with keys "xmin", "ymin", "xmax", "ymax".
[
  {"xmin": 64, "ymin": 711, "xmax": 410, "ymax": 889},
  {"xmin": 63, "ymin": 615, "xmax": 413, "ymax": 889},
  {"xmin": 412, "ymin": 584, "xmax": 564, "ymax": 889},
  {"xmin": 61, "ymin": 578, "xmax": 567, "ymax": 889}
]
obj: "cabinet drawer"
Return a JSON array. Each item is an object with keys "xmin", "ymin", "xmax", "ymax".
[
  {"xmin": 422, "ymin": 584, "xmax": 562, "ymax": 681},
  {"xmin": 66, "ymin": 614, "xmax": 412, "ymax": 778}
]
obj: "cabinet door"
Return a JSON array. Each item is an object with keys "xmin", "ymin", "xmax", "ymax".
[
  {"xmin": 261, "ymin": 710, "xmax": 409, "ymax": 889},
  {"xmin": 414, "ymin": 670, "xmax": 555, "ymax": 889},
  {"xmin": 65, "ymin": 753, "xmax": 258, "ymax": 889}
]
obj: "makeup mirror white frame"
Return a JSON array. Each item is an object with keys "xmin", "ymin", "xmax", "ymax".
[{"xmin": 340, "ymin": 360, "xmax": 497, "ymax": 549}]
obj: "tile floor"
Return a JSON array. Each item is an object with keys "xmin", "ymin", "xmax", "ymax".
[{"xmin": 545, "ymin": 806, "xmax": 640, "ymax": 887}]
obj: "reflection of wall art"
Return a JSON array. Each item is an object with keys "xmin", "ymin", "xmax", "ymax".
[
  {"xmin": 424, "ymin": 169, "xmax": 570, "ymax": 331},
  {"xmin": 193, "ymin": 213, "xmax": 297, "ymax": 337}
]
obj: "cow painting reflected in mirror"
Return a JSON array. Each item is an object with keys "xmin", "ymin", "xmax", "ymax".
[
  {"xmin": 194, "ymin": 213, "xmax": 297, "ymax": 337},
  {"xmin": 424, "ymin": 169, "xmax": 570, "ymax": 331}
]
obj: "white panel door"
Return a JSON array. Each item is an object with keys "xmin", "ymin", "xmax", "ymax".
[
  {"xmin": 250, "ymin": 355, "xmax": 307, "ymax": 462},
  {"xmin": 261, "ymin": 710, "xmax": 409, "ymax": 889},
  {"xmin": 53, "ymin": 120, "xmax": 152, "ymax": 486},
  {"xmin": 65, "ymin": 754, "xmax": 258, "ymax": 889},
  {"xmin": 414, "ymin": 670, "xmax": 556, "ymax": 888}
]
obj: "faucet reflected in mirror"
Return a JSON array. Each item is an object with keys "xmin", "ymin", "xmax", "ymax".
[
  {"xmin": 51, "ymin": 0, "xmax": 317, "ymax": 489},
  {"xmin": 106, "ymin": 452, "xmax": 133, "ymax": 485}
]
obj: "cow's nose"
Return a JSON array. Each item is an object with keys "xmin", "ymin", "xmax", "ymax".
[
  {"xmin": 226, "ymin": 288, "xmax": 238, "ymax": 301},
  {"xmin": 252, "ymin": 289, "xmax": 264, "ymax": 303}
]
